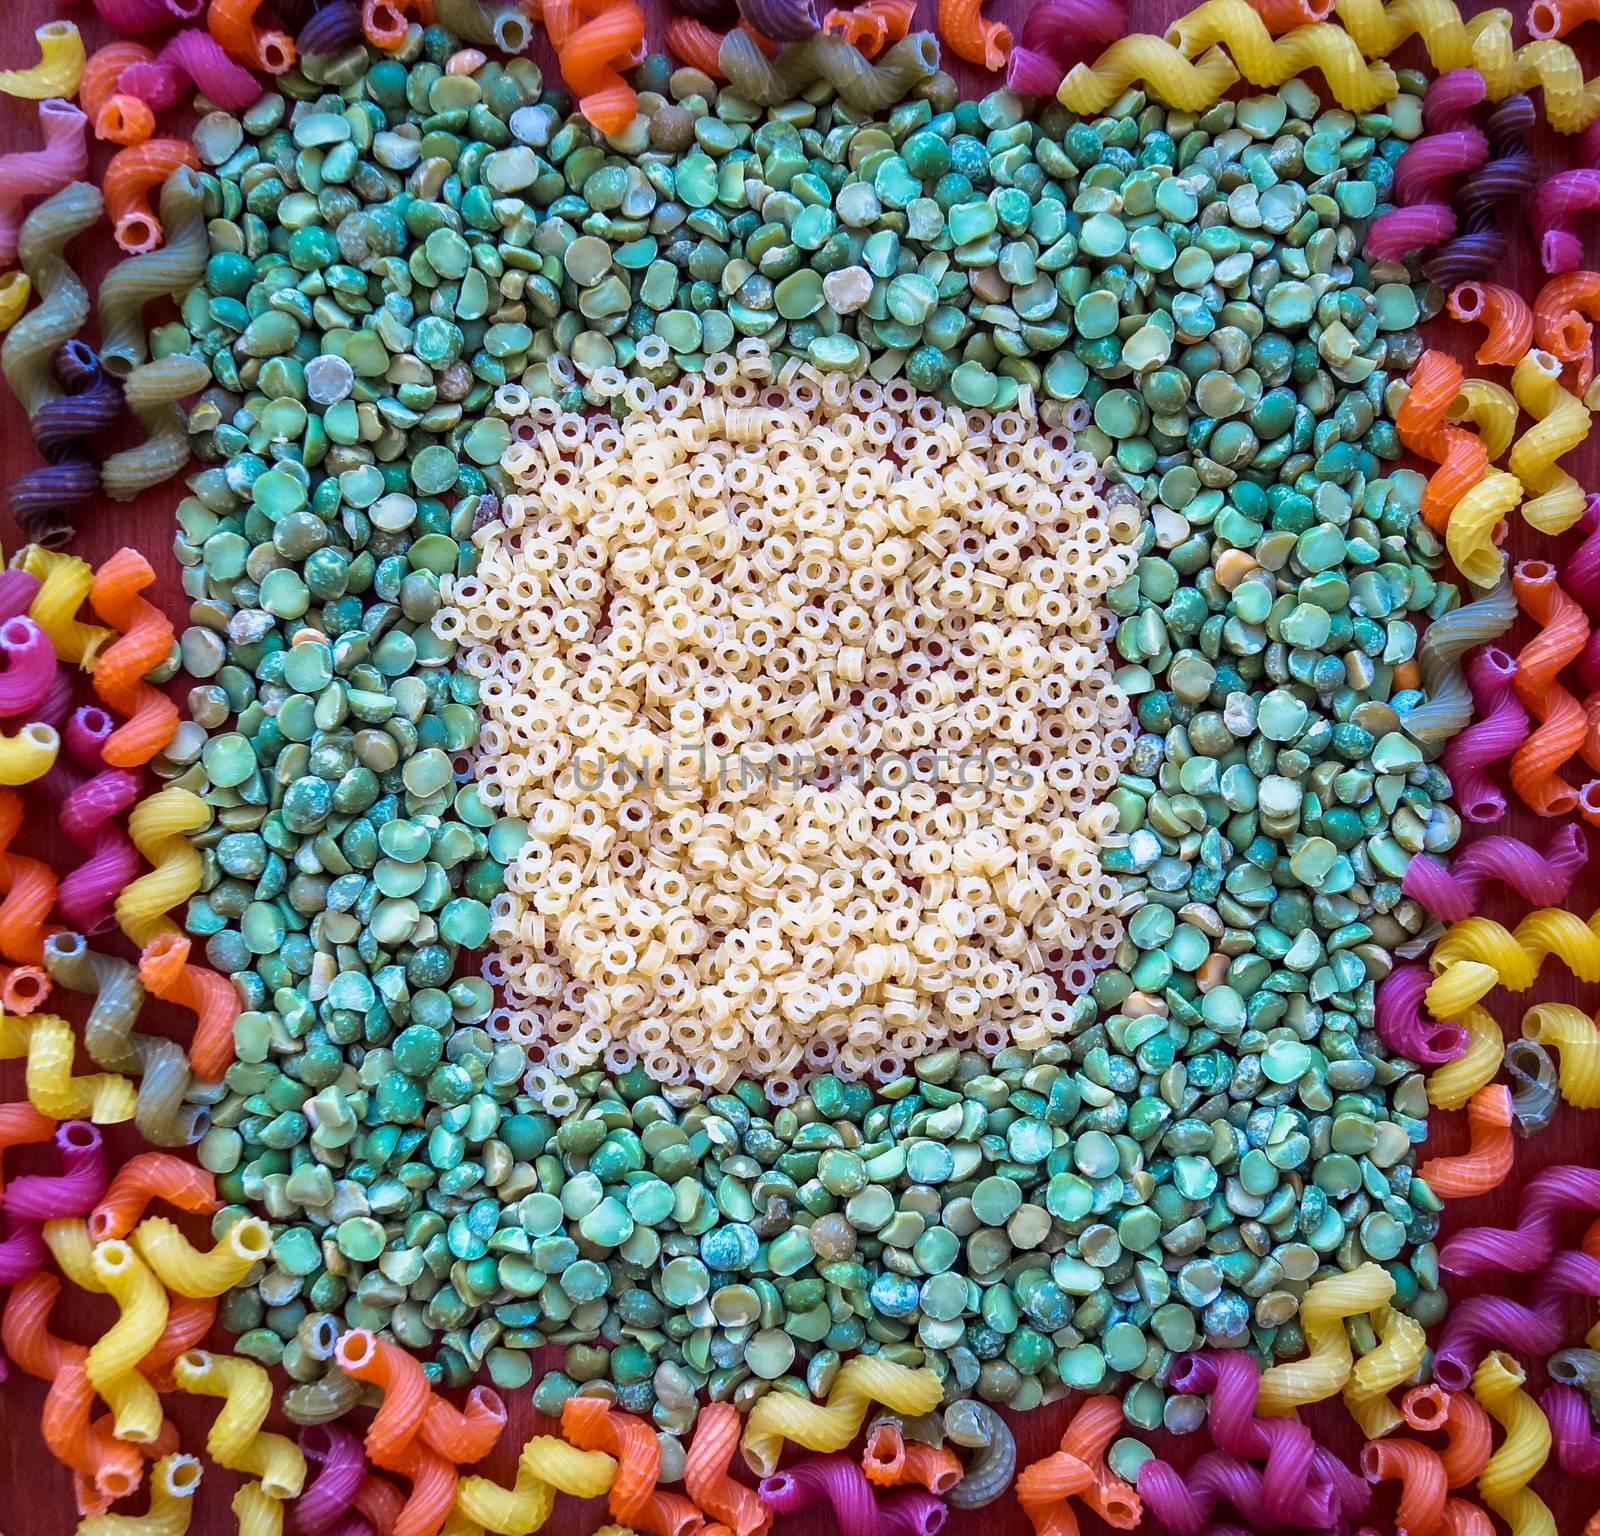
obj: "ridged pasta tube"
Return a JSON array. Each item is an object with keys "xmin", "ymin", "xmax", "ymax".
[
  {"xmin": 1473, "ymin": 1352, "xmax": 1556, "ymax": 1536},
  {"xmin": 0, "ymin": 23, "xmax": 87, "ymax": 100},
  {"xmin": 0, "ymin": 1010, "xmax": 136, "ymax": 1122},
  {"xmin": 1333, "ymin": 0, "xmax": 1510, "ymax": 67},
  {"xmin": 85, "ymin": 1236, "xmax": 169, "ymax": 1443},
  {"xmin": 233, "ymin": 1482, "xmax": 284, "ymax": 1536},
  {"xmin": 101, "ymin": 353, "xmax": 207, "ymax": 501},
  {"xmin": 1256, "ymin": 1263, "xmax": 1396, "ymax": 1414},
  {"xmin": 718, "ymin": 30, "xmax": 941, "ymax": 108},
  {"xmin": 454, "ymin": 1437, "xmax": 617, "ymax": 1532},
  {"xmin": 1445, "ymin": 468, "xmax": 1522, "ymax": 589},
  {"xmin": 741, "ymin": 1357, "xmax": 943, "ymax": 1477},
  {"xmin": 97, "ymin": 167, "xmax": 205, "ymax": 379},
  {"xmin": 79, "ymin": 1454, "xmax": 201, "ymax": 1536},
  {"xmin": 1508, "ymin": 349, "xmax": 1591, "ymax": 533},
  {"xmin": 1523, "ymin": 1003, "xmax": 1600, "ymax": 1106},
  {"xmin": 1428, "ymin": 908, "xmax": 1600, "ymax": 1019},
  {"xmin": 17, "ymin": 545, "xmax": 110, "ymax": 669},
  {"xmin": 1058, "ymin": 37, "xmax": 1241, "ymax": 111},
  {"xmin": 115, "ymin": 786, "xmax": 208, "ymax": 946},
  {"xmin": 1400, "ymin": 577, "xmax": 1515, "ymax": 750},
  {"xmin": 172, "ymin": 1350, "xmax": 306, "ymax": 1498},
  {"xmin": 133, "ymin": 1213, "xmax": 271, "ymax": 1297},
  {"xmin": 1344, "ymin": 1304, "xmax": 1427, "ymax": 1437},
  {"xmin": 1166, "ymin": 0, "xmax": 1398, "ymax": 107},
  {"xmin": 1, "ymin": 181, "xmax": 101, "ymax": 420}
]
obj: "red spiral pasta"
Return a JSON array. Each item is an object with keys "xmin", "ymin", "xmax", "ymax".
[
  {"xmin": 334, "ymin": 1330, "xmax": 432, "ymax": 1469},
  {"xmin": 684, "ymin": 1401, "xmax": 767, "ymax": 1536},
  {"xmin": 664, "ymin": 16, "xmax": 729, "ymax": 75},
  {"xmin": 0, "ymin": 1099, "xmax": 55, "ymax": 1196},
  {"xmin": 824, "ymin": 0, "xmax": 916, "ymax": 58},
  {"xmin": 938, "ymin": 0, "xmax": 1010, "ymax": 69},
  {"xmin": 1361, "ymin": 1438, "xmax": 1448, "ymax": 1536},
  {"xmin": 88, "ymin": 549, "xmax": 179, "ymax": 769},
  {"xmin": 546, "ymin": 0, "xmax": 645, "ymax": 135},
  {"xmin": 1534, "ymin": 271, "xmax": 1600, "ymax": 391},
  {"xmin": 208, "ymin": 0, "xmax": 296, "ymax": 71},
  {"xmin": 0, "ymin": 786, "xmax": 58, "ymax": 965},
  {"xmin": 562, "ymin": 1395, "xmax": 702, "ymax": 1535},
  {"xmin": 1449, "ymin": 280, "xmax": 1536, "ymax": 363},
  {"xmin": 419, "ymin": 1385, "xmax": 505, "ymax": 1463},
  {"xmin": 138, "ymin": 933, "xmax": 239, "ymax": 1083},
  {"xmin": 1510, "ymin": 560, "xmax": 1590, "ymax": 816}
]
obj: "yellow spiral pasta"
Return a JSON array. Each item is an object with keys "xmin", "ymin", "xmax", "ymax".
[
  {"xmin": 1450, "ymin": 377, "xmax": 1520, "ymax": 460},
  {"xmin": 85, "ymin": 1237, "xmax": 169, "ymax": 1444},
  {"xmin": 1333, "ymin": 0, "xmax": 1509, "ymax": 69},
  {"xmin": 1465, "ymin": 26, "xmax": 1600, "ymax": 128},
  {"xmin": 1445, "ymin": 468, "xmax": 1522, "ymax": 589},
  {"xmin": 1427, "ymin": 1004, "xmax": 1505, "ymax": 1110},
  {"xmin": 1424, "ymin": 958, "xmax": 1504, "ymax": 1020},
  {"xmin": 455, "ymin": 1436, "xmax": 617, "ymax": 1532},
  {"xmin": 132, "ymin": 1214, "xmax": 271, "ymax": 1297},
  {"xmin": 1057, "ymin": 38, "xmax": 1241, "ymax": 112},
  {"xmin": 1344, "ymin": 1305, "xmax": 1427, "ymax": 1438},
  {"xmin": 0, "ymin": 1010, "xmax": 136, "ymax": 1122},
  {"xmin": 233, "ymin": 1483, "xmax": 284, "ymax": 1536},
  {"xmin": 115, "ymin": 787, "xmax": 209, "ymax": 946},
  {"xmin": 1257, "ymin": 1263, "xmax": 1396, "ymax": 1414},
  {"xmin": 171, "ymin": 1350, "xmax": 306, "ymax": 1499},
  {"xmin": 0, "ymin": 720, "xmax": 59, "ymax": 784},
  {"xmin": 1428, "ymin": 908, "xmax": 1600, "ymax": 1021},
  {"xmin": 0, "ymin": 272, "xmax": 30, "ymax": 334},
  {"xmin": 1508, "ymin": 350, "xmax": 1591, "ymax": 534},
  {"xmin": 78, "ymin": 1454, "xmax": 201, "ymax": 1536},
  {"xmin": 1522, "ymin": 1003, "xmax": 1600, "ymax": 1107},
  {"xmin": 0, "ymin": 22, "xmax": 86, "ymax": 99},
  {"xmin": 1473, "ymin": 1351, "xmax": 1556, "ymax": 1536},
  {"xmin": 742, "ymin": 1358, "xmax": 944, "ymax": 1477},
  {"xmin": 43, "ymin": 1217, "xmax": 104, "ymax": 1292},
  {"xmin": 17, "ymin": 545, "xmax": 111, "ymax": 667},
  {"xmin": 1166, "ymin": 0, "xmax": 1398, "ymax": 107}
]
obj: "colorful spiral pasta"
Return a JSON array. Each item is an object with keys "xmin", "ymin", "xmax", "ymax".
[
  {"xmin": 741, "ymin": 0, "xmax": 821, "ymax": 40},
  {"xmin": 296, "ymin": 3, "xmax": 366, "ymax": 56},
  {"xmin": 89, "ymin": 1153, "xmax": 218, "ymax": 1243},
  {"xmin": 80, "ymin": 44, "xmax": 156, "ymax": 146},
  {"xmin": 18, "ymin": 546, "xmax": 109, "ymax": 669},
  {"xmin": 103, "ymin": 141, "xmax": 201, "ymax": 256},
  {"xmin": 720, "ymin": 29, "xmax": 941, "ymax": 108},
  {"xmin": 541, "ymin": 0, "xmax": 643, "ymax": 133},
  {"xmin": 561, "ymin": 1395, "xmax": 702, "ymax": 1534},
  {"xmin": 1507, "ymin": 348, "xmax": 1591, "ymax": 533},
  {"xmin": 1542, "ymin": 1384, "xmax": 1600, "ymax": 1475},
  {"xmin": 296, "ymin": 1424, "xmax": 369, "ymax": 1536},
  {"xmin": 863, "ymin": 1425, "xmax": 962, "ymax": 1496},
  {"xmin": 1510, "ymin": 560, "xmax": 1589, "ymax": 815},
  {"xmin": 1367, "ymin": 67, "xmax": 1487, "ymax": 259},
  {"xmin": 1362, "ymin": 1438, "xmax": 1448, "ymax": 1536},
  {"xmin": 1442, "ymin": 1299, "xmax": 1561, "ymax": 1398},
  {"xmin": 1445, "ymin": 465, "xmax": 1522, "ymax": 590},
  {"xmin": 1402, "ymin": 824, "xmax": 1588, "ymax": 918},
  {"xmin": 1420, "ymin": 1082, "xmax": 1516, "ymax": 1196},
  {"xmin": 0, "ymin": 1098, "xmax": 56, "ymax": 1196},
  {"xmin": 49, "ymin": 725, "xmax": 142, "ymax": 938},
  {"xmin": 1450, "ymin": 280, "xmax": 1536, "ymax": 363},
  {"xmin": 101, "ymin": 353, "xmax": 207, "ymax": 502},
  {"xmin": 0, "ymin": 1011, "xmax": 136, "ymax": 1123},
  {"xmin": 137, "ymin": 934, "xmax": 237, "ymax": 1084},
  {"xmin": 0, "ymin": 99, "xmax": 88, "ymax": 270},
  {"xmin": 1523, "ymin": 1001, "xmax": 1600, "ymax": 1105},
  {"xmin": 1396, "ymin": 349, "xmax": 1487, "ymax": 533},
  {"xmin": 1535, "ymin": 272, "xmax": 1600, "ymax": 391},
  {"xmin": 1473, "ymin": 1352, "xmax": 1555, "ymax": 1536},
  {"xmin": 86, "ymin": 550, "xmax": 178, "ymax": 769},
  {"xmin": 1442, "ymin": 645, "xmax": 1527, "ymax": 821},
  {"xmin": 1345, "ymin": 1303, "xmax": 1428, "ymax": 1438},
  {"xmin": 132, "ymin": 1213, "xmax": 270, "ymax": 1297},
  {"xmin": 0, "ymin": 23, "xmax": 87, "ymax": 101},
  {"xmin": 97, "ymin": 168, "xmax": 206, "ymax": 380},
  {"xmin": 1441, "ymin": 1163, "xmax": 1600, "ymax": 1274},
  {"xmin": 172, "ymin": 1349, "xmax": 305, "ymax": 1498},
  {"xmin": 209, "ymin": 0, "xmax": 295, "ymax": 71},
  {"xmin": 825, "ymin": 0, "xmax": 918, "ymax": 59},
  {"xmin": 81, "ymin": 1454, "xmax": 201, "ymax": 1536},
  {"xmin": 4, "ymin": 1119, "xmax": 106, "ymax": 1219},
  {"xmin": 1504, "ymin": 1036, "xmax": 1561, "ymax": 1134},
  {"xmin": 453, "ymin": 1434, "xmax": 618, "ymax": 1533},
  {"xmin": 1256, "ymin": 1263, "xmax": 1395, "ymax": 1413},
  {"xmin": 1423, "ymin": 93, "xmax": 1538, "ymax": 285},
  {"xmin": 118, "ymin": 29, "xmax": 262, "ymax": 112},
  {"xmin": 85, "ymin": 1236, "xmax": 169, "ymax": 1444},
  {"xmin": 335, "ymin": 1329, "xmax": 432, "ymax": 1469},
  {"xmin": 938, "ymin": 0, "xmax": 1010, "ymax": 69},
  {"xmin": 1403, "ymin": 575, "xmax": 1515, "ymax": 745},
  {"xmin": 1377, "ymin": 963, "xmax": 1469, "ymax": 1063},
  {"xmin": 115, "ymin": 786, "xmax": 208, "ymax": 946},
  {"xmin": 13, "ymin": 344, "xmax": 126, "ymax": 550},
  {"xmin": 941, "ymin": 1400, "xmax": 1015, "ymax": 1511},
  {"xmin": 757, "ymin": 1454, "xmax": 946, "ymax": 1536},
  {"xmin": 681, "ymin": 1402, "xmax": 765, "ymax": 1536}
]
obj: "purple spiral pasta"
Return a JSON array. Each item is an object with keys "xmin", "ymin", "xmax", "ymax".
[
  {"xmin": 12, "ymin": 345, "xmax": 123, "ymax": 549},
  {"xmin": 1543, "ymin": 1384, "xmax": 1600, "ymax": 1475},
  {"xmin": 1375, "ymin": 964, "xmax": 1468, "ymax": 1064},
  {"xmin": 52, "ymin": 710, "xmax": 143, "ymax": 936},
  {"xmin": 1424, "ymin": 94, "xmax": 1538, "ymax": 286},
  {"xmin": 1440, "ymin": 1164, "xmax": 1600, "ymax": 1276},
  {"xmin": 0, "ymin": 572, "xmax": 40, "ymax": 626},
  {"xmin": 0, "ymin": 618, "xmax": 59, "ymax": 722},
  {"xmin": 1168, "ymin": 1353, "xmax": 1334, "ymax": 1527},
  {"xmin": 1441, "ymin": 645, "xmax": 1527, "ymax": 823},
  {"xmin": 30, "ymin": 359, "xmax": 122, "ymax": 459},
  {"xmin": 297, "ymin": 2, "xmax": 364, "ymax": 54},
  {"xmin": 2, "ymin": 1122, "xmax": 106, "ymax": 1221},
  {"xmin": 0, "ymin": 1214, "xmax": 45, "ymax": 1285},
  {"xmin": 738, "ymin": 0, "xmax": 820, "ymax": 40},
  {"xmin": 1432, "ymin": 1294, "xmax": 1564, "ymax": 1391},
  {"xmin": 1402, "ymin": 824, "xmax": 1588, "ymax": 919},
  {"xmin": 1006, "ymin": 0, "xmax": 1125, "ymax": 93},
  {"xmin": 296, "ymin": 1423, "xmax": 368, "ymax": 1535},
  {"xmin": 1136, "ymin": 1453, "xmax": 1270, "ymax": 1535},
  {"xmin": 758, "ymin": 1456, "xmax": 947, "ymax": 1536},
  {"xmin": 11, "ymin": 460, "xmax": 100, "ymax": 550},
  {"xmin": 1366, "ymin": 69, "xmax": 1487, "ymax": 261},
  {"xmin": 119, "ymin": 30, "xmax": 264, "ymax": 113}
]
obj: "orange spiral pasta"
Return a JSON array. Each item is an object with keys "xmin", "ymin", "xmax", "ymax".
[
  {"xmin": 392, "ymin": 1440, "xmax": 459, "ymax": 1536},
  {"xmin": 547, "ymin": 0, "xmax": 645, "ymax": 135},
  {"xmin": 1362, "ymin": 1438, "xmax": 1449, "ymax": 1536},
  {"xmin": 335, "ymin": 1330, "xmax": 432, "ymax": 1470},
  {"xmin": 684, "ymin": 1402, "xmax": 766, "ymax": 1536},
  {"xmin": 0, "ymin": 1098, "xmax": 56, "ymax": 1194},
  {"xmin": 1015, "ymin": 1396, "xmax": 1140, "ymax": 1536},
  {"xmin": 862, "ymin": 1424, "xmax": 963, "ymax": 1495},
  {"xmin": 421, "ymin": 1385, "xmax": 505, "ymax": 1463},
  {"xmin": 1511, "ymin": 559, "xmax": 1590, "ymax": 816},
  {"xmin": 664, "ymin": 16, "xmax": 728, "ymax": 76},
  {"xmin": 104, "ymin": 140, "xmax": 201, "ymax": 255},
  {"xmin": 1397, "ymin": 349, "xmax": 1488, "ymax": 531},
  {"xmin": 1431, "ymin": 1389, "xmax": 1497, "ymax": 1487},
  {"xmin": 1534, "ymin": 270, "xmax": 1600, "ymax": 393},
  {"xmin": 938, "ymin": 0, "xmax": 1011, "ymax": 68},
  {"xmin": 561, "ymin": 1396, "xmax": 701, "ymax": 1536},
  {"xmin": 208, "ymin": 0, "xmax": 295, "ymax": 72},
  {"xmin": 79, "ymin": 44, "xmax": 154, "ymax": 145},
  {"xmin": 1442, "ymin": 1497, "xmax": 1497, "ymax": 1536},
  {"xmin": 823, "ymin": 0, "xmax": 915, "ymax": 54},
  {"xmin": 137, "ymin": 933, "xmax": 239, "ymax": 1081},
  {"xmin": 1450, "ymin": 280, "xmax": 1537, "ymax": 364},
  {"xmin": 89, "ymin": 1152, "xmax": 220, "ymax": 1242},
  {"xmin": 88, "ymin": 550, "xmax": 178, "ymax": 769},
  {"xmin": 0, "ymin": 786, "xmax": 57, "ymax": 964},
  {"xmin": 1421, "ymin": 1083, "xmax": 1516, "ymax": 1196}
]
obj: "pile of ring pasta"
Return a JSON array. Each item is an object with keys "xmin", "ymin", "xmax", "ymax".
[{"xmin": 0, "ymin": 0, "xmax": 1599, "ymax": 1530}]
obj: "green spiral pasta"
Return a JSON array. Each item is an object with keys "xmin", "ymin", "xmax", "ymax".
[
  {"xmin": 98, "ymin": 167, "xmax": 206, "ymax": 380},
  {"xmin": 102, "ymin": 354, "xmax": 209, "ymax": 501},
  {"xmin": 280, "ymin": 1367, "xmax": 365, "ymax": 1424},
  {"xmin": 719, "ymin": 30, "xmax": 941, "ymax": 109},
  {"xmin": 942, "ymin": 1400, "xmax": 1015, "ymax": 1510},
  {"xmin": 1401, "ymin": 576, "xmax": 1516, "ymax": 749},
  {"xmin": 0, "ymin": 181, "xmax": 100, "ymax": 420}
]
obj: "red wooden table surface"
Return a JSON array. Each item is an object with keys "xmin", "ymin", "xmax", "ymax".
[{"xmin": 0, "ymin": 1, "xmax": 1598, "ymax": 1531}]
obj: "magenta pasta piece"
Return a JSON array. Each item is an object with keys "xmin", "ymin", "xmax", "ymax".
[
  {"xmin": 758, "ymin": 1455, "xmax": 947, "ymax": 1536},
  {"xmin": 1423, "ymin": 94, "xmax": 1538, "ymax": 286},
  {"xmin": 0, "ymin": 99, "xmax": 88, "ymax": 272},
  {"xmin": 1432, "ymin": 1294, "xmax": 1564, "ymax": 1391},
  {"xmin": 296, "ymin": 1423, "xmax": 369, "ymax": 1535},
  {"xmin": 1366, "ymin": 69, "xmax": 1486, "ymax": 261},
  {"xmin": 1543, "ymin": 1384, "xmax": 1600, "ymax": 1475},
  {"xmin": 0, "ymin": 1214, "xmax": 45, "ymax": 1284},
  {"xmin": 1136, "ymin": 1452, "xmax": 1270, "ymax": 1535},
  {"xmin": 1365, "ymin": 203, "xmax": 1460, "ymax": 261},
  {"xmin": 1309, "ymin": 1447, "xmax": 1371, "ymax": 1521},
  {"xmin": 1402, "ymin": 824, "xmax": 1588, "ymax": 919},
  {"xmin": 70, "ymin": 0, "xmax": 205, "ymax": 33},
  {"xmin": 3, "ymin": 1122, "xmax": 107, "ymax": 1220},
  {"xmin": 1535, "ymin": 169, "xmax": 1600, "ymax": 273},
  {"xmin": 1442, "ymin": 645, "xmax": 1528, "ymax": 823},
  {"xmin": 1006, "ymin": 0, "xmax": 1122, "ymax": 94},
  {"xmin": 0, "ymin": 617, "xmax": 60, "ymax": 722},
  {"xmin": 1375, "ymin": 964, "xmax": 1469, "ymax": 1064},
  {"xmin": 0, "ymin": 572, "xmax": 41, "ymax": 625},
  {"xmin": 119, "ymin": 29, "xmax": 263, "ymax": 112},
  {"xmin": 1439, "ymin": 1164, "xmax": 1600, "ymax": 1275},
  {"xmin": 51, "ymin": 708, "xmax": 143, "ymax": 936},
  {"xmin": 1544, "ymin": 1244, "xmax": 1600, "ymax": 1297},
  {"xmin": 1564, "ymin": 494, "xmax": 1600, "ymax": 611}
]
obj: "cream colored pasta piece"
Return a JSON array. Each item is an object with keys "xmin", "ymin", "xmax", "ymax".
[{"xmin": 440, "ymin": 349, "xmax": 1139, "ymax": 1098}]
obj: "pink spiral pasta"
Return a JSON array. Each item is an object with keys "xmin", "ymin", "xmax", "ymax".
[
  {"xmin": 2, "ymin": 1121, "xmax": 105, "ymax": 1220},
  {"xmin": 1433, "ymin": 1295, "xmax": 1564, "ymax": 1391},
  {"xmin": 1136, "ymin": 1452, "xmax": 1270, "ymax": 1534},
  {"xmin": 0, "ymin": 572, "xmax": 41, "ymax": 625},
  {"xmin": 69, "ymin": 0, "xmax": 205, "ymax": 33},
  {"xmin": 758, "ymin": 1455, "xmax": 947, "ymax": 1536},
  {"xmin": 118, "ymin": 29, "xmax": 262, "ymax": 112},
  {"xmin": 1535, "ymin": 170, "xmax": 1600, "ymax": 274},
  {"xmin": 1005, "ymin": 0, "xmax": 1123, "ymax": 94},
  {"xmin": 1543, "ymin": 1384, "xmax": 1600, "ymax": 1475},
  {"xmin": 1565, "ymin": 495, "xmax": 1600, "ymax": 612},
  {"xmin": 0, "ymin": 1213, "xmax": 46, "ymax": 1283},
  {"xmin": 1367, "ymin": 69, "xmax": 1488, "ymax": 261},
  {"xmin": 0, "ymin": 99, "xmax": 88, "ymax": 270},
  {"xmin": 1376, "ymin": 964, "xmax": 1469, "ymax": 1063},
  {"xmin": 1439, "ymin": 1163, "xmax": 1600, "ymax": 1275},
  {"xmin": 297, "ymin": 1423, "xmax": 368, "ymax": 1535},
  {"xmin": 1443, "ymin": 646, "xmax": 1528, "ymax": 822},
  {"xmin": 0, "ymin": 618, "xmax": 58, "ymax": 721},
  {"xmin": 1403, "ymin": 825, "xmax": 1589, "ymax": 919},
  {"xmin": 52, "ymin": 709, "xmax": 141, "ymax": 936}
]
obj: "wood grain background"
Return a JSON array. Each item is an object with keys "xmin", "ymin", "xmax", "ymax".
[{"xmin": 0, "ymin": 1, "xmax": 1597, "ymax": 1530}]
